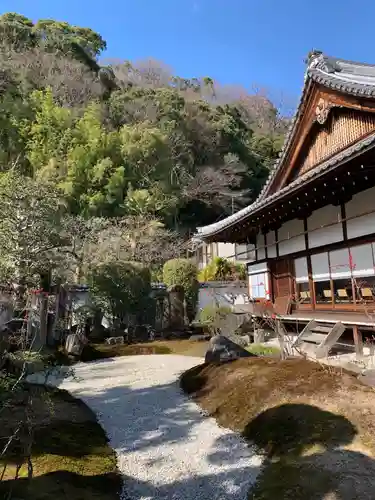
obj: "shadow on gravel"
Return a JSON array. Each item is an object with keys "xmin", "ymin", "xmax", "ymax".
[
  {"xmin": 120, "ymin": 467, "xmax": 261, "ymax": 500},
  {"xmin": 81, "ymin": 381, "xmax": 210, "ymax": 454}
]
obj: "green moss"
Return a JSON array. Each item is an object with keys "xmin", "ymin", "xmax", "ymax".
[
  {"xmin": 0, "ymin": 386, "xmax": 121, "ymax": 500},
  {"xmin": 246, "ymin": 344, "xmax": 280, "ymax": 357}
]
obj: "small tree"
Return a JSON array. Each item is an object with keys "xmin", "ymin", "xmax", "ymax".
[
  {"xmin": 198, "ymin": 304, "xmax": 232, "ymax": 335},
  {"xmin": 163, "ymin": 258, "xmax": 199, "ymax": 322},
  {"xmin": 89, "ymin": 260, "xmax": 151, "ymax": 328},
  {"xmin": 0, "ymin": 171, "xmax": 66, "ymax": 292}
]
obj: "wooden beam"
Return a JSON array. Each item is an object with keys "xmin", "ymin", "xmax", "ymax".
[
  {"xmin": 353, "ymin": 325, "xmax": 364, "ymax": 359},
  {"xmin": 275, "ymin": 228, "xmax": 279, "ymax": 258},
  {"xmin": 341, "ymin": 203, "xmax": 348, "ymax": 242},
  {"xmin": 264, "ymin": 232, "xmax": 268, "ymax": 259}
]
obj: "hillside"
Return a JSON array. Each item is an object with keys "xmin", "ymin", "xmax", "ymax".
[{"xmin": 0, "ymin": 12, "xmax": 287, "ymax": 238}]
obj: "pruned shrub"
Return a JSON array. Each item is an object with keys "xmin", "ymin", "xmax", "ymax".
[
  {"xmin": 163, "ymin": 258, "xmax": 198, "ymax": 322},
  {"xmin": 89, "ymin": 261, "xmax": 151, "ymax": 327},
  {"xmin": 232, "ymin": 262, "xmax": 247, "ymax": 280}
]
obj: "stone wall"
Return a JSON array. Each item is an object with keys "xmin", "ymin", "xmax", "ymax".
[{"xmin": 197, "ymin": 281, "xmax": 248, "ymax": 317}]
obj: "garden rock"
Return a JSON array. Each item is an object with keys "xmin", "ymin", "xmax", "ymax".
[
  {"xmin": 239, "ymin": 334, "xmax": 251, "ymax": 346},
  {"xmin": 254, "ymin": 328, "xmax": 265, "ymax": 343},
  {"xmin": 65, "ymin": 333, "xmax": 87, "ymax": 356},
  {"xmin": 225, "ymin": 331, "xmax": 250, "ymax": 348},
  {"xmin": 105, "ymin": 336, "xmax": 125, "ymax": 345},
  {"xmin": 358, "ymin": 369, "xmax": 375, "ymax": 388},
  {"xmin": 168, "ymin": 284, "xmax": 185, "ymax": 330},
  {"xmin": 236, "ymin": 318, "xmax": 254, "ymax": 334},
  {"xmin": 189, "ymin": 334, "xmax": 211, "ymax": 342},
  {"xmin": 205, "ymin": 334, "xmax": 254, "ymax": 363}
]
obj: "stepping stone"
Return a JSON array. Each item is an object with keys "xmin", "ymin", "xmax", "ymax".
[{"xmin": 205, "ymin": 335, "xmax": 254, "ymax": 363}]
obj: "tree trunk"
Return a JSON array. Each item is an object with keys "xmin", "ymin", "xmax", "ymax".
[{"xmin": 32, "ymin": 294, "xmax": 48, "ymax": 350}]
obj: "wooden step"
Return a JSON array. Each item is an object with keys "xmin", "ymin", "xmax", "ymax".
[
  {"xmin": 301, "ymin": 332, "xmax": 327, "ymax": 345},
  {"xmin": 315, "ymin": 322, "xmax": 346, "ymax": 359},
  {"xmin": 292, "ymin": 320, "xmax": 318, "ymax": 348},
  {"xmin": 311, "ymin": 325, "xmax": 332, "ymax": 334},
  {"xmin": 292, "ymin": 320, "xmax": 345, "ymax": 360}
]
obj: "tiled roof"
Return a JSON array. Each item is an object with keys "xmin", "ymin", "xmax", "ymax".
[{"xmin": 194, "ymin": 52, "xmax": 375, "ymax": 241}]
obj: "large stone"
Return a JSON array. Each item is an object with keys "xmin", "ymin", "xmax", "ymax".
[
  {"xmin": 254, "ymin": 328, "xmax": 266, "ymax": 343},
  {"xmin": 205, "ymin": 334, "xmax": 254, "ymax": 363},
  {"xmin": 224, "ymin": 331, "xmax": 250, "ymax": 348},
  {"xmin": 105, "ymin": 336, "xmax": 124, "ymax": 345},
  {"xmin": 168, "ymin": 284, "xmax": 185, "ymax": 330},
  {"xmin": 239, "ymin": 334, "xmax": 251, "ymax": 346},
  {"xmin": 236, "ymin": 317, "xmax": 254, "ymax": 334},
  {"xmin": 65, "ymin": 333, "xmax": 88, "ymax": 356},
  {"xmin": 358, "ymin": 368, "xmax": 375, "ymax": 387}
]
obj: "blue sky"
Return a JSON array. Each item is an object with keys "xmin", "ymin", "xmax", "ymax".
[{"xmin": 1, "ymin": 0, "xmax": 375, "ymax": 111}]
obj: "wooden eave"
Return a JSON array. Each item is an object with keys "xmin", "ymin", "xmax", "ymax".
[
  {"xmin": 200, "ymin": 144, "xmax": 375, "ymax": 244},
  {"xmin": 268, "ymin": 84, "xmax": 375, "ymax": 195}
]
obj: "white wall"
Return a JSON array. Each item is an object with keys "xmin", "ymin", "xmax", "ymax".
[
  {"xmin": 197, "ymin": 281, "xmax": 248, "ymax": 314},
  {"xmin": 278, "ymin": 218, "xmax": 305, "ymax": 255},
  {"xmin": 307, "ymin": 204, "xmax": 344, "ymax": 248},
  {"xmin": 196, "ymin": 242, "xmax": 254, "ymax": 268},
  {"xmin": 266, "ymin": 230, "xmax": 277, "ymax": 258},
  {"xmin": 217, "ymin": 242, "xmax": 236, "ymax": 260},
  {"xmin": 256, "ymin": 231, "xmax": 266, "ymax": 260},
  {"xmin": 346, "ymin": 186, "xmax": 375, "ymax": 240}
]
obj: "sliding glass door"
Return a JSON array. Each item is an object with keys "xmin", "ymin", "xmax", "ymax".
[{"xmin": 295, "ymin": 241, "xmax": 375, "ymax": 310}]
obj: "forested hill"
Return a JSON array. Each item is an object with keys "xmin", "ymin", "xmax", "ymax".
[{"xmin": 0, "ymin": 12, "xmax": 288, "ymax": 236}]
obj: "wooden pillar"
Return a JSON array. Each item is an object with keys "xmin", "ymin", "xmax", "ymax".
[{"xmin": 353, "ymin": 325, "xmax": 363, "ymax": 359}]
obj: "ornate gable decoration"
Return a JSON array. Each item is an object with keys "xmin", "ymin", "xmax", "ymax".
[
  {"xmin": 295, "ymin": 108, "xmax": 375, "ymax": 178},
  {"xmin": 315, "ymin": 98, "xmax": 333, "ymax": 125}
]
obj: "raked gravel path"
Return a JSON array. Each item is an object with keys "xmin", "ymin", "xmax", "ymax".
[{"xmin": 54, "ymin": 355, "xmax": 263, "ymax": 499}]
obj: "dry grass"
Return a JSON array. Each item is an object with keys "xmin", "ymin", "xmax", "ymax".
[
  {"xmin": 0, "ymin": 385, "xmax": 121, "ymax": 500},
  {"xmin": 82, "ymin": 339, "xmax": 209, "ymax": 361},
  {"xmin": 180, "ymin": 357, "xmax": 375, "ymax": 499}
]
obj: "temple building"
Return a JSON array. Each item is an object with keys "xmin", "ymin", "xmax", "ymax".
[{"xmin": 193, "ymin": 52, "xmax": 375, "ymax": 354}]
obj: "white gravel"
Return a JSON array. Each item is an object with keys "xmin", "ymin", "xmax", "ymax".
[{"xmin": 55, "ymin": 354, "xmax": 263, "ymax": 499}]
